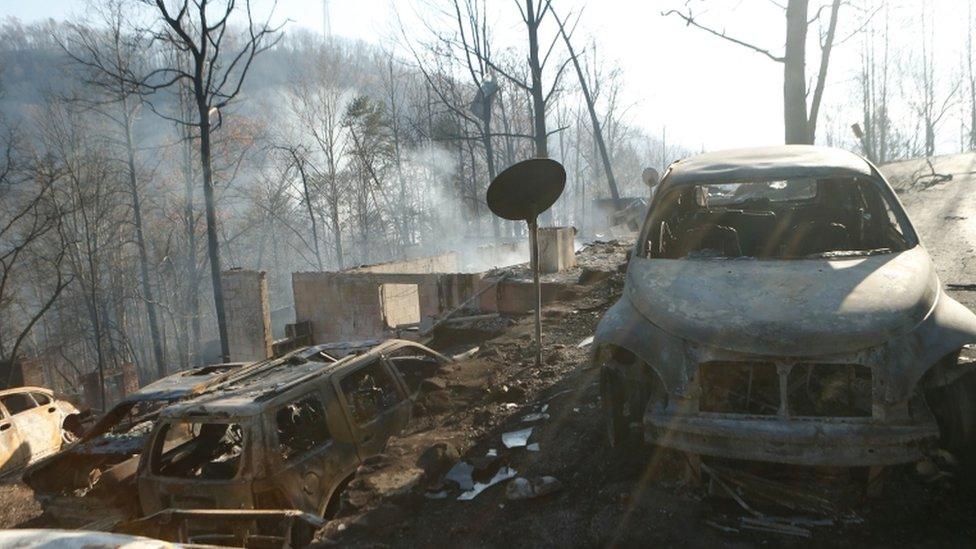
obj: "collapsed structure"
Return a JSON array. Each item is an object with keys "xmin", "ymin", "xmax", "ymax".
[{"xmin": 226, "ymin": 229, "xmax": 580, "ymax": 360}]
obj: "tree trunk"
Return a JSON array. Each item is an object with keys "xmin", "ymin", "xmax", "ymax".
[
  {"xmin": 295, "ymin": 156, "xmax": 324, "ymax": 270},
  {"xmin": 784, "ymin": 0, "xmax": 811, "ymax": 144},
  {"xmin": 526, "ymin": 0, "xmax": 553, "ymax": 225},
  {"xmin": 197, "ymin": 101, "xmax": 230, "ymax": 362},
  {"xmin": 806, "ymin": 0, "xmax": 841, "ymax": 144},
  {"xmin": 969, "ymin": 0, "xmax": 976, "ymax": 150},
  {"xmin": 122, "ymin": 106, "xmax": 166, "ymax": 379},
  {"xmin": 556, "ymin": 13, "xmax": 620, "ymax": 203},
  {"xmin": 482, "ymin": 109, "xmax": 501, "ymax": 239}
]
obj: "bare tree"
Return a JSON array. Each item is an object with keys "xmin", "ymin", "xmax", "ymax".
[
  {"xmin": 0, "ymin": 122, "xmax": 73, "ymax": 381},
  {"xmin": 968, "ymin": 0, "xmax": 976, "ymax": 150},
  {"xmin": 60, "ymin": 0, "xmax": 167, "ymax": 378},
  {"xmin": 552, "ymin": 8, "xmax": 620, "ymax": 203},
  {"xmin": 908, "ymin": 0, "xmax": 959, "ymax": 157},
  {"xmin": 134, "ymin": 0, "xmax": 284, "ymax": 361},
  {"xmin": 664, "ymin": 0, "xmax": 842, "ymax": 144}
]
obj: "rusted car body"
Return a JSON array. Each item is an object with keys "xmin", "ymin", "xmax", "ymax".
[
  {"xmin": 137, "ymin": 340, "xmax": 448, "ymax": 519},
  {"xmin": 117, "ymin": 509, "xmax": 324, "ymax": 547},
  {"xmin": 0, "ymin": 387, "xmax": 81, "ymax": 477},
  {"xmin": 24, "ymin": 361, "xmax": 249, "ymax": 498},
  {"xmin": 594, "ymin": 145, "xmax": 976, "ymax": 466}
]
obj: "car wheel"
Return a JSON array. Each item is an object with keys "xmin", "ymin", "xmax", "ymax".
[{"xmin": 602, "ymin": 371, "xmax": 630, "ymax": 448}]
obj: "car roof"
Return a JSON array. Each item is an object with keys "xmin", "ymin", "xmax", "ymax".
[
  {"xmin": 663, "ymin": 145, "xmax": 875, "ymax": 187},
  {"xmin": 118, "ymin": 362, "xmax": 249, "ymax": 404},
  {"xmin": 158, "ymin": 339, "xmax": 445, "ymax": 419},
  {"xmin": 0, "ymin": 386, "xmax": 52, "ymax": 398}
]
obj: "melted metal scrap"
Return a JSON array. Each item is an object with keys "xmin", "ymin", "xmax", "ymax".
[
  {"xmin": 444, "ymin": 461, "xmax": 476, "ymax": 491},
  {"xmin": 457, "ymin": 467, "xmax": 518, "ymax": 501},
  {"xmin": 521, "ymin": 412, "xmax": 550, "ymax": 423},
  {"xmin": 502, "ymin": 427, "xmax": 533, "ymax": 449}
]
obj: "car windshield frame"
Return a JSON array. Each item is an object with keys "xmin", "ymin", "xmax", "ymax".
[{"xmin": 637, "ymin": 173, "xmax": 919, "ymax": 260}]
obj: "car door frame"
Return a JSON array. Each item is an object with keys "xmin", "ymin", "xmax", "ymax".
[
  {"xmin": 331, "ymin": 357, "xmax": 411, "ymax": 461},
  {"xmin": 261, "ymin": 385, "xmax": 359, "ymax": 516},
  {"xmin": 27, "ymin": 391, "xmax": 64, "ymax": 455},
  {"xmin": 0, "ymin": 401, "xmax": 27, "ymax": 476}
]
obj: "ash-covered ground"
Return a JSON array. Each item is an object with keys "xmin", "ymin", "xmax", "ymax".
[{"xmin": 5, "ymin": 156, "xmax": 976, "ymax": 547}]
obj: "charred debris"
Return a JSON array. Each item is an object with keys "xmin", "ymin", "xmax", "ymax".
[{"xmin": 6, "ymin": 147, "xmax": 976, "ymax": 547}]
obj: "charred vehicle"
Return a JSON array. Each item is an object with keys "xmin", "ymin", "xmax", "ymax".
[
  {"xmin": 593, "ymin": 145, "xmax": 976, "ymax": 467},
  {"xmin": 137, "ymin": 339, "xmax": 449, "ymax": 519},
  {"xmin": 24, "ymin": 361, "xmax": 249, "ymax": 503},
  {"xmin": 0, "ymin": 387, "xmax": 82, "ymax": 477},
  {"xmin": 22, "ymin": 362, "xmax": 253, "ymax": 527}
]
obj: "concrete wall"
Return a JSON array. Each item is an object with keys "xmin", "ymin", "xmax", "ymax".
[
  {"xmin": 538, "ymin": 227, "xmax": 577, "ymax": 273},
  {"xmin": 349, "ymin": 251, "xmax": 459, "ymax": 274},
  {"xmin": 293, "ymin": 273, "xmax": 386, "ymax": 343},
  {"xmin": 477, "ymin": 278, "xmax": 575, "ymax": 314},
  {"xmin": 222, "ymin": 270, "xmax": 273, "ymax": 362},
  {"xmin": 459, "ymin": 240, "xmax": 530, "ymax": 272},
  {"xmin": 293, "ymin": 270, "xmax": 485, "ymax": 343}
]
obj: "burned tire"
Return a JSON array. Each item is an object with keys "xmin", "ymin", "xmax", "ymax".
[
  {"xmin": 929, "ymin": 370, "xmax": 976, "ymax": 467},
  {"xmin": 602, "ymin": 370, "xmax": 630, "ymax": 448}
]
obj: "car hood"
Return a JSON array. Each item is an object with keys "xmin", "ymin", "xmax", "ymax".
[{"xmin": 626, "ymin": 246, "xmax": 940, "ymax": 356}]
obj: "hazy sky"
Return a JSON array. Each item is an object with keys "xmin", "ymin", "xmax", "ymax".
[{"xmin": 1, "ymin": 1, "xmax": 968, "ymax": 154}]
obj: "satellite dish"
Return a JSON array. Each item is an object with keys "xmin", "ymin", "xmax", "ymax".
[
  {"xmin": 487, "ymin": 158, "xmax": 566, "ymax": 222},
  {"xmin": 485, "ymin": 158, "xmax": 566, "ymax": 367}
]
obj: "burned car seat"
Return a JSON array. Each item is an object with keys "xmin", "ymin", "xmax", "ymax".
[{"xmin": 670, "ymin": 224, "xmax": 742, "ymax": 258}]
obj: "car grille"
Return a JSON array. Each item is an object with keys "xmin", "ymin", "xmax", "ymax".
[
  {"xmin": 787, "ymin": 363, "xmax": 872, "ymax": 417},
  {"xmin": 699, "ymin": 361, "xmax": 871, "ymax": 418},
  {"xmin": 699, "ymin": 361, "xmax": 779, "ymax": 415}
]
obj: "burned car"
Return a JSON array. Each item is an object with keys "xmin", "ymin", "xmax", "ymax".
[
  {"xmin": 0, "ymin": 387, "xmax": 82, "ymax": 477},
  {"xmin": 593, "ymin": 145, "xmax": 976, "ymax": 468},
  {"xmin": 22, "ymin": 361, "xmax": 272, "ymax": 528},
  {"xmin": 137, "ymin": 339, "xmax": 449, "ymax": 518},
  {"xmin": 24, "ymin": 361, "xmax": 249, "ymax": 499}
]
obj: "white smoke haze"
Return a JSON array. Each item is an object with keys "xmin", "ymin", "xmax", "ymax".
[{"xmin": 5, "ymin": 0, "xmax": 960, "ymax": 386}]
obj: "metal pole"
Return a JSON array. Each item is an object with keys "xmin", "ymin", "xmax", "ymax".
[{"xmin": 528, "ymin": 217, "xmax": 542, "ymax": 367}]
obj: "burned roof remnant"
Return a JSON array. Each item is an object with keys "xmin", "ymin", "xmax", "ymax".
[
  {"xmin": 594, "ymin": 145, "xmax": 976, "ymax": 475},
  {"xmin": 663, "ymin": 145, "xmax": 875, "ymax": 185}
]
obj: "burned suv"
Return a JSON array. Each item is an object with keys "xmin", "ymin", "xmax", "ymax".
[
  {"xmin": 137, "ymin": 339, "xmax": 448, "ymax": 518},
  {"xmin": 594, "ymin": 145, "xmax": 976, "ymax": 467}
]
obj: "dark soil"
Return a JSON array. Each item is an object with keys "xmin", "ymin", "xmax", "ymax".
[{"xmin": 311, "ymin": 240, "xmax": 976, "ymax": 548}]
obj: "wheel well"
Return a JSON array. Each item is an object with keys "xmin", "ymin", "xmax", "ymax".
[
  {"xmin": 920, "ymin": 349, "xmax": 976, "ymax": 462},
  {"xmin": 323, "ymin": 471, "xmax": 356, "ymax": 519},
  {"xmin": 62, "ymin": 413, "xmax": 85, "ymax": 437},
  {"xmin": 919, "ymin": 349, "xmax": 973, "ymax": 389},
  {"xmin": 597, "ymin": 344, "xmax": 667, "ymax": 412}
]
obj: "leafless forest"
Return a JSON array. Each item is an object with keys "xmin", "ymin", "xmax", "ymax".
[{"xmin": 0, "ymin": 0, "xmax": 970, "ymax": 402}]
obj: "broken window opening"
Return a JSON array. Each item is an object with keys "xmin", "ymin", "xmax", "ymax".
[
  {"xmin": 385, "ymin": 347, "xmax": 443, "ymax": 393},
  {"xmin": 645, "ymin": 177, "xmax": 915, "ymax": 260},
  {"xmin": 275, "ymin": 394, "xmax": 332, "ymax": 461},
  {"xmin": 151, "ymin": 421, "xmax": 245, "ymax": 480},
  {"xmin": 380, "ymin": 283, "xmax": 421, "ymax": 329},
  {"xmin": 2, "ymin": 393, "xmax": 38, "ymax": 415},
  {"xmin": 340, "ymin": 361, "xmax": 403, "ymax": 425}
]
